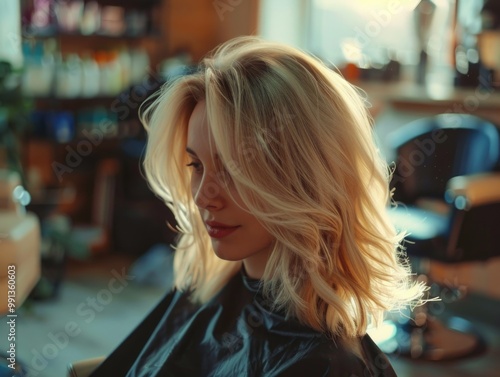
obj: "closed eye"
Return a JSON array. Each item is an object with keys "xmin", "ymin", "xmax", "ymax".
[{"xmin": 186, "ymin": 161, "xmax": 203, "ymax": 174}]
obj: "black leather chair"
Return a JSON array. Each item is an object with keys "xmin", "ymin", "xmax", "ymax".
[
  {"xmin": 388, "ymin": 114, "xmax": 499, "ymax": 262},
  {"xmin": 389, "ymin": 113, "xmax": 499, "ymax": 206},
  {"xmin": 379, "ymin": 114, "xmax": 500, "ymax": 361}
]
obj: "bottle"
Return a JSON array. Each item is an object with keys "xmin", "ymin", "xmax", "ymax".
[
  {"xmin": 65, "ymin": 53, "xmax": 82, "ymax": 98},
  {"xmin": 81, "ymin": 52, "xmax": 100, "ymax": 97}
]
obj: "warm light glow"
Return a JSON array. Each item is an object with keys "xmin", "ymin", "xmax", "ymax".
[
  {"xmin": 367, "ymin": 320, "xmax": 399, "ymax": 353},
  {"xmin": 316, "ymin": 0, "xmax": 421, "ymax": 11}
]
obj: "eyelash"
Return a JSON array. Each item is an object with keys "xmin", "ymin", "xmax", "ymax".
[
  {"xmin": 186, "ymin": 162, "xmax": 203, "ymax": 173},
  {"xmin": 186, "ymin": 161, "xmax": 233, "ymax": 184}
]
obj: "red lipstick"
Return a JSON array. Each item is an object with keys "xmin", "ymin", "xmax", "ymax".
[{"xmin": 205, "ymin": 221, "xmax": 240, "ymax": 239}]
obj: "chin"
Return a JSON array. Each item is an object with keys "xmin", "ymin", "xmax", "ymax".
[
  {"xmin": 213, "ymin": 249, "xmax": 244, "ymax": 262},
  {"xmin": 211, "ymin": 242, "xmax": 244, "ymax": 261}
]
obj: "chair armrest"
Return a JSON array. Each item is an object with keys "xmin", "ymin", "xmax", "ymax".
[
  {"xmin": 67, "ymin": 356, "xmax": 106, "ymax": 377},
  {"xmin": 446, "ymin": 173, "xmax": 500, "ymax": 208}
]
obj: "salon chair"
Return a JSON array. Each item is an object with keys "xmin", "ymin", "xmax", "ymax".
[
  {"xmin": 379, "ymin": 114, "xmax": 500, "ymax": 360},
  {"xmin": 27, "ymin": 158, "xmax": 119, "ymax": 301},
  {"xmin": 67, "ymin": 356, "xmax": 105, "ymax": 377},
  {"xmin": 69, "ymin": 158, "xmax": 120, "ymax": 256},
  {"xmin": 388, "ymin": 113, "xmax": 499, "ymax": 205},
  {"xmin": 0, "ymin": 170, "xmax": 41, "ymax": 376}
]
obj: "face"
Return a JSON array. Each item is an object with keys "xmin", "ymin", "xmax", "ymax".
[{"xmin": 186, "ymin": 100, "xmax": 275, "ymax": 279}]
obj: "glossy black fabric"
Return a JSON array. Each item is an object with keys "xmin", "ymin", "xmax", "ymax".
[{"xmin": 91, "ymin": 270, "xmax": 397, "ymax": 377}]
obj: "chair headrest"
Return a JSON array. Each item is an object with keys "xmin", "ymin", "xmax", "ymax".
[{"xmin": 446, "ymin": 173, "xmax": 500, "ymax": 208}]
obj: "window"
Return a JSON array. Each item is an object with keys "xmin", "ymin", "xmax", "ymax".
[{"xmin": 259, "ymin": 0, "xmax": 455, "ymax": 83}]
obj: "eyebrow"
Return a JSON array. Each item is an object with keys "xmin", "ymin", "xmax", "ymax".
[
  {"xmin": 185, "ymin": 147, "xmax": 222, "ymax": 162},
  {"xmin": 186, "ymin": 147, "xmax": 198, "ymax": 156}
]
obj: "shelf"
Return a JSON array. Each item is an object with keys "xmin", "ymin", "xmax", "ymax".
[
  {"xmin": 30, "ymin": 95, "xmax": 122, "ymax": 103},
  {"xmin": 22, "ymin": 30, "xmax": 161, "ymax": 40},
  {"xmin": 357, "ymin": 80, "xmax": 500, "ymax": 109},
  {"xmin": 91, "ymin": 0, "xmax": 161, "ymax": 8},
  {"xmin": 21, "ymin": 0, "xmax": 163, "ymax": 41}
]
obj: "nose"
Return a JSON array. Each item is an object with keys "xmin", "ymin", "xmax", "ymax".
[{"xmin": 193, "ymin": 172, "xmax": 225, "ymax": 211}]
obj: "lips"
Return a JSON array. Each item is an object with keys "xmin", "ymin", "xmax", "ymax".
[{"xmin": 205, "ymin": 221, "xmax": 240, "ymax": 239}]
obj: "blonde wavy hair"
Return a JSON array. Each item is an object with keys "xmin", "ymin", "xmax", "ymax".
[{"xmin": 141, "ymin": 36, "xmax": 425, "ymax": 339}]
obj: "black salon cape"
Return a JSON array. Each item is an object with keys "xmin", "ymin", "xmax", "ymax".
[{"xmin": 90, "ymin": 270, "xmax": 397, "ymax": 377}]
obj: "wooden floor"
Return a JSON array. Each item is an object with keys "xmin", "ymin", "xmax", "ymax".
[{"xmin": 3, "ymin": 254, "xmax": 500, "ymax": 377}]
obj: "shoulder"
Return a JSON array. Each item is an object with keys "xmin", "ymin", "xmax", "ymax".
[
  {"xmin": 271, "ymin": 335, "xmax": 397, "ymax": 377},
  {"xmin": 359, "ymin": 335, "xmax": 397, "ymax": 376}
]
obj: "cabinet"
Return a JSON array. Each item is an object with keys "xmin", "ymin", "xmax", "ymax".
[
  {"xmin": 21, "ymin": 0, "xmax": 165, "ymax": 145},
  {"xmin": 20, "ymin": 0, "xmax": 176, "ymax": 258}
]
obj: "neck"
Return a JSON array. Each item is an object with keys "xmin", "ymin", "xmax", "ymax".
[{"xmin": 242, "ymin": 248, "xmax": 272, "ymax": 279}]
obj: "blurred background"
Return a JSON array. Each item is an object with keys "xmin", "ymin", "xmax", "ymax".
[{"xmin": 0, "ymin": 0, "xmax": 500, "ymax": 376}]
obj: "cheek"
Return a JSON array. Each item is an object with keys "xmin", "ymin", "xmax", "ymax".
[
  {"xmin": 190, "ymin": 174, "xmax": 204, "ymax": 207},
  {"xmin": 262, "ymin": 229, "xmax": 275, "ymax": 246},
  {"xmin": 228, "ymin": 187, "xmax": 250, "ymax": 210},
  {"xmin": 250, "ymin": 220, "xmax": 274, "ymax": 244}
]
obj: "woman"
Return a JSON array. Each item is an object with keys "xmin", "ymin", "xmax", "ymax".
[{"xmin": 91, "ymin": 36, "xmax": 424, "ymax": 376}]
